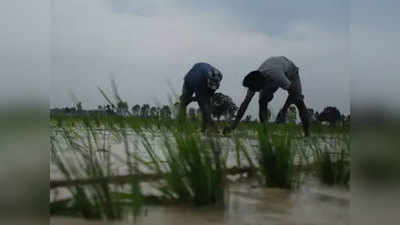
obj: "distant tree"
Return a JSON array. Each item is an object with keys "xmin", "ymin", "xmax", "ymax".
[
  {"xmin": 76, "ymin": 102, "xmax": 82, "ymax": 112},
  {"xmin": 172, "ymin": 102, "xmax": 180, "ymax": 118},
  {"xmin": 318, "ymin": 106, "xmax": 341, "ymax": 126},
  {"xmin": 150, "ymin": 106, "xmax": 159, "ymax": 118},
  {"xmin": 211, "ymin": 92, "xmax": 238, "ymax": 121},
  {"xmin": 117, "ymin": 101, "xmax": 129, "ymax": 116},
  {"xmin": 160, "ymin": 105, "xmax": 172, "ymax": 119},
  {"xmin": 344, "ymin": 115, "xmax": 351, "ymax": 126},
  {"xmin": 340, "ymin": 114, "xmax": 345, "ymax": 125},
  {"xmin": 97, "ymin": 105, "xmax": 103, "ymax": 110},
  {"xmin": 105, "ymin": 104, "xmax": 113, "ymax": 113},
  {"xmin": 140, "ymin": 104, "xmax": 150, "ymax": 118},
  {"xmin": 315, "ymin": 111, "xmax": 320, "ymax": 120},
  {"xmin": 64, "ymin": 106, "xmax": 76, "ymax": 113},
  {"xmin": 307, "ymin": 108, "xmax": 316, "ymax": 122},
  {"xmin": 131, "ymin": 104, "xmax": 140, "ymax": 116}
]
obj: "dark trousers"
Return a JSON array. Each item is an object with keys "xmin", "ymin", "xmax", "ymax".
[
  {"xmin": 179, "ymin": 81, "xmax": 213, "ymax": 131},
  {"xmin": 258, "ymin": 70, "xmax": 309, "ymax": 136}
]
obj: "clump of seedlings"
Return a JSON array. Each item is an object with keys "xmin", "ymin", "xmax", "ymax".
[{"xmin": 256, "ymin": 127, "xmax": 297, "ymax": 189}]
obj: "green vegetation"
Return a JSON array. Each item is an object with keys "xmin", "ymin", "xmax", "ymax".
[
  {"xmin": 306, "ymin": 134, "xmax": 350, "ymax": 186},
  {"xmin": 160, "ymin": 130, "xmax": 226, "ymax": 205},
  {"xmin": 257, "ymin": 126, "xmax": 296, "ymax": 189},
  {"xmin": 50, "ymin": 115, "xmax": 350, "ymax": 221},
  {"xmin": 50, "ymin": 117, "xmax": 142, "ymax": 220}
]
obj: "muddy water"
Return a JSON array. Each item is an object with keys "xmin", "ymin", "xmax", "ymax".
[
  {"xmin": 51, "ymin": 178, "xmax": 349, "ymax": 225},
  {"xmin": 51, "ymin": 129, "xmax": 349, "ymax": 224}
]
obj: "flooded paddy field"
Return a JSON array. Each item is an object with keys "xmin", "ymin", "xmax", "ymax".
[
  {"xmin": 51, "ymin": 179, "xmax": 349, "ymax": 225},
  {"xmin": 50, "ymin": 117, "xmax": 349, "ymax": 225}
]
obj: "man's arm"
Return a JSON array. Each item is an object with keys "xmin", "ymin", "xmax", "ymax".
[{"xmin": 229, "ymin": 89, "xmax": 255, "ymax": 130}]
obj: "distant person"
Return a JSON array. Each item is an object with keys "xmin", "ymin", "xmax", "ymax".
[
  {"xmin": 210, "ymin": 92, "xmax": 238, "ymax": 121},
  {"xmin": 179, "ymin": 62, "xmax": 223, "ymax": 132},
  {"xmin": 287, "ymin": 105, "xmax": 297, "ymax": 124},
  {"xmin": 224, "ymin": 56, "xmax": 310, "ymax": 136},
  {"xmin": 308, "ymin": 108, "xmax": 317, "ymax": 124}
]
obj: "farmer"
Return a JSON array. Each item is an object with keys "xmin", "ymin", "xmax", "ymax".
[
  {"xmin": 224, "ymin": 56, "xmax": 310, "ymax": 136},
  {"xmin": 179, "ymin": 62, "xmax": 223, "ymax": 132}
]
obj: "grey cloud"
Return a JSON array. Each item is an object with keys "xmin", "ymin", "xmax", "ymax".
[
  {"xmin": 105, "ymin": 0, "xmax": 161, "ymax": 16},
  {"xmin": 0, "ymin": 0, "xmax": 50, "ymax": 106},
  {"xmin": 350, "ymin": 0, "xmax": 400, "ymax": 110},
  {"xmin": 51, "ymin": 0, "xmax": 350, "ymax": 116},
  {"xmin": 180, "ymin": 0, "xmax": 349, "ymax": 34}
]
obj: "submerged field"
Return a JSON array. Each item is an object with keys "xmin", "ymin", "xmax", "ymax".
[{"xmin": 50, "ymin": 115, "xmax": 350, "ymax": 225}]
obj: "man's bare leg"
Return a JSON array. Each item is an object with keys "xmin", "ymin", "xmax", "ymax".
[
  {"xmin": 276, "ymin": 96, "xmax": 293, "ymax": 124},
  {"xmin": 295, "ymin": 99, "xmax": 310, "ymax": 137}
]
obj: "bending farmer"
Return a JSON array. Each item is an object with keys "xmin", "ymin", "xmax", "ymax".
[
  {"xmin": 225, "ymin": 56, "xmax": 310, "ymax": 136},
  {"xmin": 179, "ymin": 62, "xmax": 223, "ymax": 132}
]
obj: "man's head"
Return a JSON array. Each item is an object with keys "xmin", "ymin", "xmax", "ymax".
[
  {"xmin": 207, "ymin": 69, "xmax": 223, "ymax": 90},
  {"xmin": 242, "ymin": 70, "xmax": 265, "ymax": 92}
]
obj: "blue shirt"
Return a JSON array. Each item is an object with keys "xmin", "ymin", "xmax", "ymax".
[{"xmin": 184, "ymin": 62, "xmax": 222, "ymax": 98}]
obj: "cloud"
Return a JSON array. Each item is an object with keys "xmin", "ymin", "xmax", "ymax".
[
  {"xmin": 350, "ymin": 0, "xmax": 400, "ymax": 110},
  {"xmin": 51, "ymin": 0, "xmax": 349, "ymax": 116},
  {"xmin": 0, "ymin": 0, "xmax": 50, "ymax": 106}
]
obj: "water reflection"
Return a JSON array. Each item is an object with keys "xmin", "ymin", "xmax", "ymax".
[{"xmin": 51, "ymin": 178, "xmax": 349, "ymax": 225}]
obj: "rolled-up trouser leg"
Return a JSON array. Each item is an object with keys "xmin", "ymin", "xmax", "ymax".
[
  {"xmin": 287, "ymin": 70, "xmax": 309, "ymax": 136},
  {"xmin": 276, "ymin": 69, "xmax": 302, "ymax": 123},
  {"xmin": 295, "ymin": 99, "xmax": 310, "ymax": 136}
]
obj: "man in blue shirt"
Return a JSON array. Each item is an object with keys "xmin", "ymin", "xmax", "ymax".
[
  {"xmin": 224, "ymin": 56, "xmax": 310, "ymax": 136},
  {"xmin": 179, "ymin": 62, "xmax": 223, "ymax": 132}
]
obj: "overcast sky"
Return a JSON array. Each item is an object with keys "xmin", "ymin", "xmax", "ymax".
[
  {"xmin": 350, "ymin": 0, "xmax": 400, "ymax": 111},
  {"xmin": 50, "ymin": 0, "xmax": 351, "ymax": 116}
]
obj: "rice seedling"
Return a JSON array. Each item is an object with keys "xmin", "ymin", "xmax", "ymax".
[
  {"xmin": 50, "ymin": 117, "xmax": 143, "ymax": 220},
  {"xmin": 50, "ymin": 101, "xmax": 350, "ymax": 223},
  {"xmin": 306, "ymin": 134, "xmax": 350, "ymax": 186},
  {"xmin": 134, "ymin": 124, "xmax": 227, "ymax": 206},
  {"xmin": 230, "ymin": 133, "xmax": 256, "ymax": 176},
  {"xmin": 256, "ymin": 126, "xmax": 297, "ymax": 189}
]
